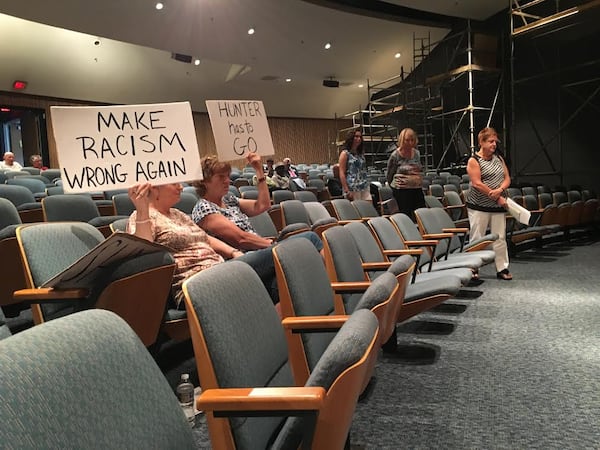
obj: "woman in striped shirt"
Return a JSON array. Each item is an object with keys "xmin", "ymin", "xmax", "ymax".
[{"xmin": 466, "ymin": 127, "xmax": 512, "ymax": 280}]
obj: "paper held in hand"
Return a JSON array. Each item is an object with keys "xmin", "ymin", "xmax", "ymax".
[{"xmin": 506, "ymin": 197, "xmax": 531, "ymax": 225}]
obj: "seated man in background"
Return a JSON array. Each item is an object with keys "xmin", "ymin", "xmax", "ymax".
[
  {"xmin": 270, "ymin": 162, "xmax": 290, "ymax": 190},
  {"xmin": 283, "ymin": 157, "xmax": 298, "ymax": 178},
  {"xmin": 0, "ymin": 152, "xmax": 23, "ymax": 171}
]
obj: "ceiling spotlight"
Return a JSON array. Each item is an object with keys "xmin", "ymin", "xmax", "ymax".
[
  {"xmin": 155, "ymin": 2, "xmax": 164, "ymax": 10},
  {"xmin": 358, "ymin": 84, "xmax": 364, "ymax": 88},
  {"xmin": 194, "ymin": 59, "xmax": 201, "ymax": 66},
  {"xmin": 285, "ymin": 78, "xmax": 292, "ymax": 82},
  {"xmin": 324, "ymin": 42, "xmax": 331, "ymax": 50},
  {"xmin": 248, "ymin": 28, "xmax": 255, "ymax": 35},
  {"xmin": 394, "ymin": 52, "xmax": 401, "ymax": 59}
]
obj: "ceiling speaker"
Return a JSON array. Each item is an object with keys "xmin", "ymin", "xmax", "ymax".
[{"xmin": 322, "ymin": 79, "xmax": 340, "ymax": 88}]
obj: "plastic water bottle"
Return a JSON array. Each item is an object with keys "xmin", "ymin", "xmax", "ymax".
[{"xmin": 176, "ymin": 373, "xmax": 195, "ymax": 427}]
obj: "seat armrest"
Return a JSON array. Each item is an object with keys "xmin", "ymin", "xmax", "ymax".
[
  {"xmin": 13, "ymin": 287, "xmax": 89, "ymax": 302},
  {"xmin": 198, "ymin": 387, "xmax": 325, "ymax": 413},
  {"xmin": 382, "ymin": 248, "xmax": 422, "ymax": 257},
  {"xmin": 330, "ymin": 281, "xmax": 371, "ymax": 293},
  {"xmin": 442, "ymin": 227, "xmax": 468, "ymax": 234},
  {"xmin": 361, "ymin": 262, "xmax": 392, "ymax": 271},
  {"xmin": 404, "ymin": 240, "xmax": 438, "ymax": 247},
  {"xmin": 422, "ymin": 233, "xmax": 453, "ymax": 240},
  {"xmin": 282, "ymin": 315, "xmax": 349, "ymax": 332}
]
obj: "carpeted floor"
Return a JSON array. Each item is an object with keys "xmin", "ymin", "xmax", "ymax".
[
  {"xmin": 349, "ymin": 238, "xmax": 600, "ymax": 449},
  {"xmin": 190, "ymin": 237, "xmax": 600, "ymax": 449}
]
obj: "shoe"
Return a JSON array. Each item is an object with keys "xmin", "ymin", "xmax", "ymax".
[{"xmin": 496, "ymin": 269, "xmax": 513, "ymax": 280}]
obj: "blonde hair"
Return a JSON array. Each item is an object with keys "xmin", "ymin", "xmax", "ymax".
[
  {"xmin": 193, "ymin": 155, "xmax": 232, "ymax": 197},
  {"xmin": 397, "ymin": 128, "xmax": 418, "ymax": 147},
  {"xmin": 478, "ymin": 127, "xmax": 498, "ymax": 145}
]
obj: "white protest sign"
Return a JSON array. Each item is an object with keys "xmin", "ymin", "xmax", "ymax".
[
  {"xmin": 50, "ymin": 102, "xmax": 202, "ymax": 193},
  {"xmin": 205, "ymin": 100, "xmax": 275, "ymax": 161}
]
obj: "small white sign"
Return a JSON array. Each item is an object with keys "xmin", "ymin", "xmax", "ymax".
[
  {"xmin": 205, "ymin": 100, "xmax": 275, "ymax": 161},
  {"xmin": 50, "ymin": 102, "xmax": 203, "ymax": 193}
]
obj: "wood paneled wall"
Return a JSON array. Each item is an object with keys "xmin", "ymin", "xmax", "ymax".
[{"xmin": 0, "ymin": 91, "xmax": 350, "ymax": 170}]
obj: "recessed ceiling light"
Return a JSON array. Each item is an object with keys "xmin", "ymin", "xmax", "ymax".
[
  {"xmin": 394, "ymin": 52, "xmax": 401, "ymax": 59},
  {"xmin": 194, "ymin": 59, "xmax": 200, "ymax": 66},
  {"xmin": 358, "ymin": 84, "xmax": 364, "ymax": 88},
  {"xmin": 285, "ymin": 78, "xmax": 292, "ymax": 82},
  {"xmin": 324, "ymin": 42, "xmax": 331, "ymax": 50},
  {"xmin": 155, "ymin": 2, "xmax": 164, "ymax": 10},
  {"xmin": 248, "ymin": 28, "xmax": 255, "ymax": 35}
]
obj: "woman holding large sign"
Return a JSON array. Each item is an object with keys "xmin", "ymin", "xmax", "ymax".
[{"xmin": 127, "ymin": 180, "xmax": 279, "ymax": 306}]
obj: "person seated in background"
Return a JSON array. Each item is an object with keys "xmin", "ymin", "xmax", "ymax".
[
  {"xmin": 191, "ymin": 152, "xmax": 323, "ymax": 252},
  {"xmin": 264, "ymin": 158, "xmax": 275, "ymax": 177},
  {"xmin": 283, "ymin": 157, "xmax": 298, "ymax": 178},
  {"xmin": 126, "ymin": 181, "xmax": 280, "ymax": 306},
  {"xmin": 0, "ymin": 152, "xmax": 23, "ymax": 171},
  {"xmin": 29, "ymin": 154, "xmax": 48, "ymax": 171},
  {"xmin": 270, "ymin": 162, "xmax": 290, "ymax": 190}
]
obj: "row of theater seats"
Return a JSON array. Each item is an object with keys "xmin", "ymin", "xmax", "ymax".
[
  {"xmin": 2, "ymin": 171, "xmax": 597, "ymax": 446},
  {"xmin": 424, "ymin": 179, "xmax": 600, "ymax": 253},
  {"xmin": 1, "ymin": 201, "xmax": 494, "ymax": 447}
]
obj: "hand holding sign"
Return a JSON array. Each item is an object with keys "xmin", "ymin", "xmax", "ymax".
[
  {"xmin": 206, "ymin": 100, "xmax": 275, "ymax": 161},
  {"xmin": 246, "ymin": 152, "xmax": 264, "ymax": 173}
]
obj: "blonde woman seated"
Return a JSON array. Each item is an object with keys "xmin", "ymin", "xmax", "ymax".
[
  {"xmin": 127, "ymin": 181, "xmax": 279, "ymax": 306},
  {"xmin": 191, "ymin": 153, "xmax": 323, "ymax": 252}
]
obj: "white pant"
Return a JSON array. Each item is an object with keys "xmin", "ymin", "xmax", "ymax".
[{"xmin": 467, "ymin": 209, "xmax": 509, "ymax": 272}]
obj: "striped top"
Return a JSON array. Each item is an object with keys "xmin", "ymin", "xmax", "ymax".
[{"xmin": 466, "ymin": 154, "xmax": 506, "ymax": 212}]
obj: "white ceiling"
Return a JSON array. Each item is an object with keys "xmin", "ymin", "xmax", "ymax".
[{"xmin": 0, "ymin": 0, "xmax": 507, "ymax": 119}]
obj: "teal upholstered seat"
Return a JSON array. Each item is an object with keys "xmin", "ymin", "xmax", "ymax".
[
  {"xmin": 182, "ymin": 261, "xmax": 379, "ymax": 449},
  {"xmin": 15, "ymin": 222, "xmax": 175, "ymax": 346},
  {"xmin": 385, "ymin": 213, "xmax": 484, "ymax": 274},
  {"xmin": 0, "ymin": 310, "xmax": 195, "ymax": 448},
  {"xmin": 351, "ymin": 199, "xmax": 380, "ymax": 218},
  {"xmin": 344, "ymin": 218, "xmax": 473, "ymax": 285},
  {"xmin": 328, "ymin": 198, "xmax": 363, "ymax": 222},
  {"xmin": 41, "ymin": 194, "xmax": 127, "ymax": 236},
  {"xmin": 415, "ymin": 207, "xmax": 497, "ymax": 263},
  {"xmin": 273, "ymin": 237, "xmax": 405, "ymax": 385},
  {"xmin": 112, "ymin": 192, "xmax": 135, "ymax": 215},
  {"xmin": 322, "ymin": 224, "xmax": 462, "ymax": 326},
  {"xmin": 173, "ymin": 192, "xmax": 198, "ymax": 215},
  {"xmin": 0, "ymin": 184, "xmax": 44, "ymax": 222},
  {"xmin": 0, "ymin": 198, "xmax": 29, "ymax": 317}
]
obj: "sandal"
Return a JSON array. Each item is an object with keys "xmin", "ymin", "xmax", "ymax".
[{"xmin": 496, "ymin": 269, "xmax": 513, "ymax": 280}]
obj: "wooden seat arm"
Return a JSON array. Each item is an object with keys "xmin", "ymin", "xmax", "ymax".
[
  {"xmin": 382, "ymin": 248, "xmax": 423, "ymax": 257},
  {"xmin": 13, "ymin": 287, "xmax": 89, "ymax": 302},
  {"xmin": 404, "ymin": 240, "xmax": 438, "ymax": 247},
  {"xmin": 442, "ymin": 227, "xmax": 468, "ymax": 234},
  {"xmin": 198, "ymin": 387, "xmax": 325, "ymax": 413},
  {"xmin": 282, "ymin": 315, "xmax": 349, "ymax": 332},
  {"xmin": 330, "ymin": 281, "xmax": 371, "ymax": 292},
  {"xmin": 422, "ymin": 233, "xmax": 453, "ymax": 240},
  {"xmin": 337, "ymin": 219, "xmax": 365, "ymax": 225},
  {"xmin": 361, "ymin": 261, "xmax": 391, "ymax": 271}
]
